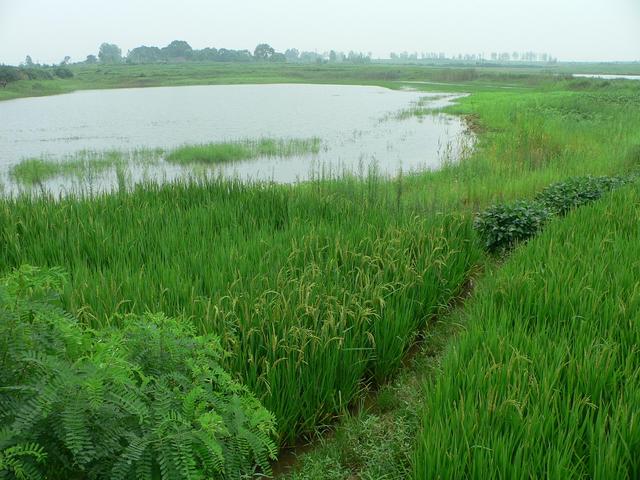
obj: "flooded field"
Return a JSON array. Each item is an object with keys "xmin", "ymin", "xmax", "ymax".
[{"xmin": 0, "ymin": 84, "xmax": 469, "ymax": 193}]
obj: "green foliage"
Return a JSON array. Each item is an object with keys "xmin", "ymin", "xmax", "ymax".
[
  {"xmin": 165, "ymin": 138, "xmax": 321, "ymax": 165},
  {"xmin": 474, "ymin": 175, "xmax": 633, "ymax": 252},
  {"xmin": 52, "ymin": 67, "xmax": 73, "ymax": 79},
  {"xmin": 473, "ymin": 200, "xmax": 550, "ymax": 252},
  {"xmin": 254, "ymin": 44, "xmax": 275, "ymax": 61},
  {"xmin": 414, "ymin": 184, "xmax": 640, "ymax": 478},
  {"xmin": 98, "ymin": 43, "xmax": 122, "ymax": 64},
  {"xmin": 0, "ymin": 66, "xmax": 56, "ymax": 84},
  {"xmin": 535, "ymin": 175, "xmax": 630, "ymax": 215},
  {"xmin": 0, "ymin": 266, "xmax": 277, "ymax": 479},
  {"xmin": 0, "ymin": 178, "xmax": 482, "ymax": 443},
  {"xmin": 9, "ymin": 151, "xmax": 128, "ymax": 185}
]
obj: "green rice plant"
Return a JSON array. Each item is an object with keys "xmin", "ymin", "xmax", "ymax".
[
  {"xmin": 0, "ymin": 176, "xmax": 482, "ymax": 444},
  {"xmin": 165, "ymin": 137, "xmax": 322, "ymax": 165},
  {"xmin": 414, "ymin": 184, "xmax": 640, "ymax": 479},
  {"xmin": 0, "ymin": 265, "xmax": 277, "ymax": 479}
]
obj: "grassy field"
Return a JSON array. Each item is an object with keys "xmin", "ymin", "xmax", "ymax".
[
  {"xmin": 3, "ymin": 61, "xmax": 639, "ymax": 103},
  {"xmin": 1, "ymin": 64, "xmax": 639, "ymax": 478},
  {"xmin": 414, "ymin": 184, "xmax": 640, "ymax": 478}
]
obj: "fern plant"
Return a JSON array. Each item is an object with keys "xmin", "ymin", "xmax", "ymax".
[{"xmin": 0, "ymin": 265, "xmax": 277, "ymax": 480}]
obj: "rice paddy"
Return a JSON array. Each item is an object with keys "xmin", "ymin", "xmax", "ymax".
[
  {"xmin": 1, "ymin": 66, "xmax": 640, "ymax": 479},
  {"xmin": 414, "ymin": 183, "xmax": 640, "ymax": 478}
]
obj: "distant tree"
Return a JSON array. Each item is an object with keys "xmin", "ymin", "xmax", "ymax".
[
  {"xmin": 61, "ymin": 56, "xmax": 71, "ymax": 65},
  {"xmin": 24, "ymin": 55, "xmax": 34, "ymax": 67},
  {"xmin": 127, "ymin": 46, "xmax": 162, "ymax": 64},
  {"xmin": 217, "ymin": 48, "xmax": 252, "ymax": 62},
  {"xmin": 192, "ymin": 47, "xmax": 219, "ymax": 62},
  {"xmin": 53, "ymin": 66, "xmax": 74, "ymax": 78},
  {"xmin": 490, "ymin": 52, "xmax": 498, "ymax": 61},
  {"xmin": 299, "ymin": 51, "xmax": 322, "ymax": 63},
  {"xmin": 254, "ymin": 43, "xmax": 275, "ymax": 60},
  {"xmin": 284, "ymin": 48, "xmax": 299, "ymax": 62},
  {"xmin": 161, "ymin": 40, "xmax": 193, "ymax": 61},
  {"xmin": 329, "ymin": 50, "xmax": 337, "ymax": 62},
  {"xmin": 512, "ymin": 52, "xmax": 520, "ymax": 61},
  {"xmin": 85, "ymin": 54, "xmax": 98, "ymax": 64},
  {"xmin": 347, "ymin": 51, "xmax": 371, "ymax": 64},
  {"xmin": 270, "ymin": 52, "xmax": 286, "ymax": 63},
  {"xmin": 98, "ymin": 43, "xmax": 122, "ymax": 64}
]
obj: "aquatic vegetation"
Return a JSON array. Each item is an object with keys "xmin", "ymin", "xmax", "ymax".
[
  {"xmin": 382, "ymin": 95, "xmax": 452, "ymax": 121},
  {"xmin": 165, "ymin": 137, "xmax": 322, "ymax": 165},
  {"xmin": 9, "ymin": 150, "xmax": 129, "ymax": 185}
]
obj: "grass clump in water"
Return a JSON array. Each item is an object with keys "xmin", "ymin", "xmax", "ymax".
[
  {"xmin": 165, "ymin": 137, "xmax": 322, "ymax": 165},
  {"xmin": 10, "ymin": 150, "xmax": 126, "ymax": 185}
]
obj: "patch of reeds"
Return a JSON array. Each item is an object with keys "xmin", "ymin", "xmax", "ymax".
[{"xmin": 165, "ymin": 138, "xmax": 322, "ymax": 165}]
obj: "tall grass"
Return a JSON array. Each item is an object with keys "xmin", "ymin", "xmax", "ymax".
[
  {"xmin": 400, "ymin": 85, "xmax": 640, "ymax": 210},
  {"xmin": 10, "ymin": 151, "xmax": 125, "ymax": 185},
  {"xmin": 165, "ymin": 138, "xmax": 322, "ymax": 165},
  {"xmin": 9, "ymin": 149, "xmax": 163, "ymax": 186},
  {"xmin": 414, "ymin": 184, "xmax": 640, "ymax": 478},
  {"xmin": 0, "ymin": 175, "xmax": 482, "ymax": 443}
]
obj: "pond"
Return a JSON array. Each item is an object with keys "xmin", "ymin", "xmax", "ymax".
[
  {"xmin": 0, "ymin": 84, "xmax": 470, "ymax": 193},
  {"xmin": 573, "ymin": 74, "xmax": 640, "ymax": 81}
]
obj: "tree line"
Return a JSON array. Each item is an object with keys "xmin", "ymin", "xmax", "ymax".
[
  {"xmin": 389, "ymin": 51, "xmax": 557, "ymax": 64},
  {"xmin": 91, "ymin": 41, "xmax": 372, "ymax": 65}
]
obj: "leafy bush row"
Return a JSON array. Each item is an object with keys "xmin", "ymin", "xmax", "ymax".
[
  {"xmin": 475, "ymin": 175, "xmax": 631, "ymax": 252},
  {"xmin": 0, "ymin": 266, "xmax": 277, "ymax": 480},
  {"xmin": 0, "ymin": 66, "xmax": 73, "ymax": 84}
]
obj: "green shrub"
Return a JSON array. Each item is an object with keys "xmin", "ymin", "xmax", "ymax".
[
  {"xmin": 536, "ymin": 175, "xmax": 629, "ymax": 215},
  {"xmin": 0, "ymin": 66, "xmax": 21, "ymax": 83},
  {"xmin": 475, "ymin": 175, "xmax": 633, "ymax": 253},
  {"xmin": 0, "ymin": 265, "xmax": 277, "ymax": 480},
  {"xmin": 473, "ymin": 200, "xmax": 550, "ymax": 253},
  {"xmin": 53, "ymin": 67, "xmax": 74, "ymax": 79}
]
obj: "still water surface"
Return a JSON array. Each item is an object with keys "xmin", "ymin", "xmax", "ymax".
[
  {"xmin": 0, "ymin": 84, "xmax": 469, "ymax": 191},
  {"xmin": 573, "ymin": 74, "xmax": 640, "ymax": 81}
]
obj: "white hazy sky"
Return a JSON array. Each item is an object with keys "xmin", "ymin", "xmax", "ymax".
[{"xmin": 0, "ymin": 0, "xmax": 639, "ymax": 65}]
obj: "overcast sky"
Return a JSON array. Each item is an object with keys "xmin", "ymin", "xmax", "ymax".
[{"xmin": 1, "ymin": 0, "xmax": 638, "ymax": 65}]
